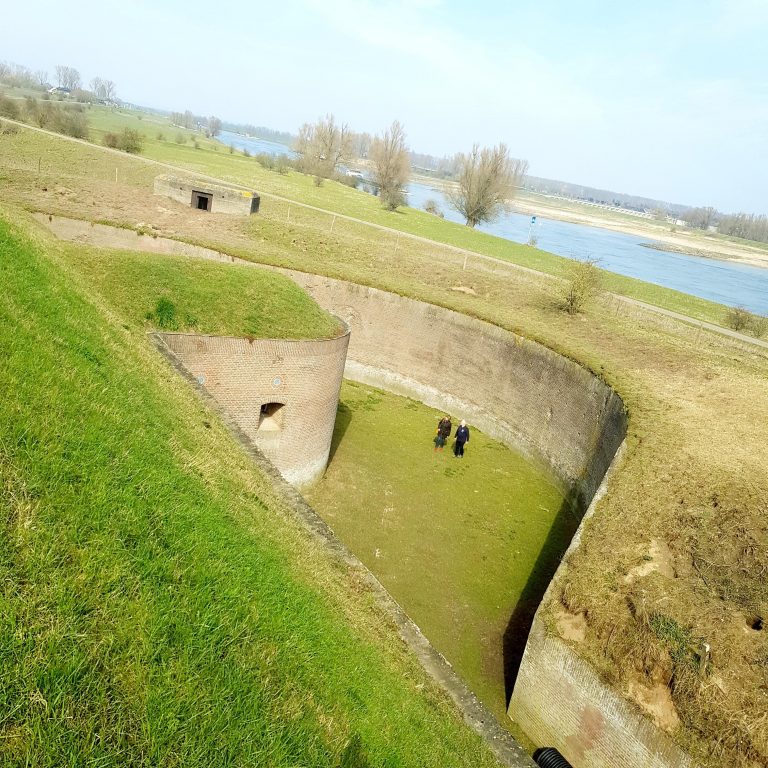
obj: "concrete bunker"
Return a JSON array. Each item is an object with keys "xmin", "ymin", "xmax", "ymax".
[{"xmin": 154, "ymin": 174, "xmax": 261, "ymax": 215}]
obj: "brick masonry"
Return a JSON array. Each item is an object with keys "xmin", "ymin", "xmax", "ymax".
[
  {"xmin": 277, "ymin": 271, "xmax": 627, "ymax": 509},
  {"xmin": 155, "ymin": 329, "xmax": 349, "ymax": 487},
  {"xmin": 271, "ymin": 272, "xmax": 697, "ymax": 766},
  {"xmin": 40, "ymin": 217, "xmax": 689, "ymax": 765}
]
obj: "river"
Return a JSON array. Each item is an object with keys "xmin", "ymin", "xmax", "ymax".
[{"xmin": 217, "ymin": 131, "xmax": 768, "ymax": 314}]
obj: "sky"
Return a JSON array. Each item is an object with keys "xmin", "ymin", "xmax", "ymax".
[{"xmin": 2, "ymin": 0, "xmax": 767, "ymax": 212}]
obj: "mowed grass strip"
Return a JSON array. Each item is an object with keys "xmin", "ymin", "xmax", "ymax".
[
  {"xmin": 0, "ymin": 216, "xmax": 500, "ymax": 767},
  {"xmin": 306, "ymin": 382, "xmax": 570, "ymax": 727},
  {"xmin": 58, "ymin": 243, "xmax": 342, "ymax": 339}
]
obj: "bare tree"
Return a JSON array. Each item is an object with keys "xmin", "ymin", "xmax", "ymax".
[
  {"xmin": 370, "ymin": 120, "xmax": 411, "ymax": 210},
  {"xmin": 34, "ymin": 70, "xmax": 48, "ymax": 87},
  {"xmin": 352, "ymin": 130, "xmax": 372, "ymax": 159},
  {"xmin": 90, "ymin": 77, "xmax": 105, "ymax": 98},
  {"xmin": 55, "ymin": 65, "xmax": 81, "ymax": 90},
  {"xmin": 207, "ymin": 116, "xmax": 222, "ymax": 137},
  {"xmin": 683, "ymin": 206, "xmax": 718, "ymax": 230},
  {"xmin": 446, "ymin": 143, "xmax": 528, "ymax": 227},
  {"xmin": 293, "ymin": 114, "xmax": 353, "ymax": 178}
]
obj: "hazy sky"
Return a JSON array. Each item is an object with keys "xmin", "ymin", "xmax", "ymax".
[{"xmin": 2, "ymin": 0, "xmax": 767, "ymax": 212}]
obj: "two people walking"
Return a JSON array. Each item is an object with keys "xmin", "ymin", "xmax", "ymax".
[{"xmin": 434, "ymin": 415, "xmax": 470, "ymax": 458}]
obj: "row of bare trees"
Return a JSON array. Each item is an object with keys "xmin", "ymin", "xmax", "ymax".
[
  {"xmin": 89, "ymin": 77, "xmax": 117, "ymax": 102},
  {"xmin": 294, "ymin": 114, "xmax": 528, "ymax": 224},
  {"xmin": 169, "ymin": 111, "xmax": 222, "ymax": 137}
]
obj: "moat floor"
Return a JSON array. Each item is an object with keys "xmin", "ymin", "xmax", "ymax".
[{"xmin": 306, "ymin": 380, "xmax": 574, "ymax": 726}]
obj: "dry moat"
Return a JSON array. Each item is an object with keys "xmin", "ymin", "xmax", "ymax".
[{"xmin": 306, "ymin": 380, "xmax": 573, "ymax": 726}]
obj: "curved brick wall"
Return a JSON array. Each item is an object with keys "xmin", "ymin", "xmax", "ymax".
[
  {"xmin": 154, "ymin": 329, "xmax": 349, "ymax": 487},
  {"xmin": 41, "ymin": 217, "xmax": 648, "ymax": 763},
  {"xmin": 278, "ymin": 271, "xmax": 627, "ymax": 508}
]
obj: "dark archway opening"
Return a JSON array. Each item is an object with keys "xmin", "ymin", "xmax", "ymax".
[
  {"xmin": 258, "ymin": 402, "xmax": 285, "ymax": 433},
  {"xmin": 191, "ymin": 190, "xmax": 213, "ymax": 212}
]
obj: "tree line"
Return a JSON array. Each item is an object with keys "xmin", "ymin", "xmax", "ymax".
[
  {"xmin": 293, "ymin": 113, "xmax": 528, "ymax": 226},
  {"xmin": 682, "ymin": 206, "xmax": 768, "ymax": 244},
  {"xmin": 0, "ymin": 60, "xmax": 118, "ymax": 105},
  {"xmin": 169, "ymin": 111, "xmax": 222, "ymax": 138}
]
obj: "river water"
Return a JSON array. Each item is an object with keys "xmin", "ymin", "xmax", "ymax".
[{"xmin": 217, "ymin": 132, "xmax": 768, "ymax": 314}]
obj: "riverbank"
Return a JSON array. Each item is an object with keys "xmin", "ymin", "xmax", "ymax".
[{"xmin": 410, "ymin": 172, "xmax": 768, "ymax": 271}]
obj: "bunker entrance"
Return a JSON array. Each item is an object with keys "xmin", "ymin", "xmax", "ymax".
[
  {"xmin": 191, "ymin": 191, "xmax": 213, "ymax": 212},
  {"xmin": 258, "ymin": 402, "xmax": 285, "ymax": 433}
]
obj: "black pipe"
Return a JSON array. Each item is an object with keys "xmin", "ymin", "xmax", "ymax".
[{"xmin": 533, "ymin": 747, "xmax": 574, "ymax": 768}]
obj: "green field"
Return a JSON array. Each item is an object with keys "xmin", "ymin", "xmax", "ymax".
[
  {"xmin": 59, "ymin": 244, "xmax": 342, "ymax": 339},
  {"xmin": 0, "ymin": 99, "xmax": 747, "ymax": 328},
  {"xmin": 0, "ymin": 216, "xmax": 501, "ymax": 767},
  {"xmin": 306, "ymin": 381, "xmax": 570, "ymax": 726}
]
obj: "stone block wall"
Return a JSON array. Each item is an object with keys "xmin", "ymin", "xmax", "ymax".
[{"xmin": 155, "ymin": 329, "xmax": 349, "ymax": 487}]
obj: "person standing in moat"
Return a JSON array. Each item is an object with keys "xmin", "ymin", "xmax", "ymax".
[
  {"xmin": 454, "ymin": 420, "xmax": 470, "ymax": 458},
  {"xmin": 435, "ymin": 415, "xmax": 452, "ymax": 451}
]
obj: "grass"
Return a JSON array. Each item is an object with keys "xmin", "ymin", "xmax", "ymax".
[
  {"xmin": 0, "ymin": 105, "xmax": 748, "ymax": 328},
  {"xmin": 0, "ymin": 214, "xmax": 501, "ymax": 767},
  {"xmin": 305, "ymin": 382, "xmax": 570, "ymax": 729},
  {"xmin": 3, "ymin": 119, "xmax": 768, "ymax": 766},
  {"xmin": 58, "ymin": 243, "xmax": 342, "ymax": 339}
]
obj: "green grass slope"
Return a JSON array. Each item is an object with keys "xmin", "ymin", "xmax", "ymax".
[
  {"xmin": 59, "ymin": 244, "xmax": 342, "ymax": 339},
  {"xmin": 0, "ymin": 214, "xmax": 499, "ymax": 767},
  {"xmin": 0, "ymin": 119, "xmax": 741, "ymax": 328}
]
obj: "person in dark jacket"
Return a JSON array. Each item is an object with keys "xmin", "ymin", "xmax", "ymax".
[
  {"xmin": 434, "ymin": 415, "xmax": 452, "ymax": 451},
  {"xmin": 454, "ymin": 420, "xmax": 470, "ymax": 458}
]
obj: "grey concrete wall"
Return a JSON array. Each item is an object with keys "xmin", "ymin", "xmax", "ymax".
[
  {"xmin": 153, "ymin": 174, "xmax": 259, "ymax": 216},
  {"xmin": 155, "ymin": 329, "xmax": 349, "ymax": 487},
  {"xmin": 278, "ymin": 271, "xmax": 627, "ymax": 508}
]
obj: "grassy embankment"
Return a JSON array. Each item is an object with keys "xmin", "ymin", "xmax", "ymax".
[
  {"xmin": 0, "ymin": 104, "xmax": 749, "ymax": 328},
  {"xmin": 0, "ymin": 215, "xmax": 502, "ymax": 767},
  {"xmin": 60, "ymin": 244, "xmax": 342, "ymax": 339},
  {"xmin": 2, "ymin": 120, "xmax": 768, "ymax": 765}
]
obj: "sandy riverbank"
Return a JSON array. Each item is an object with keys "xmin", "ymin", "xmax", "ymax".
[{"xmin": 410, "ymin": 173, "xmax": 768, "ymax": 270}]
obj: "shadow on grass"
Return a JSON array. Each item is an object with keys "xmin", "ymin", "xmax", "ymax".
[
  {"xmin": 327, "ymin": 401, "xmax": 353, "ymax": 465},
  {"xmin": 503, "ymin": 494, "xmax": 582, "ymax": 706}
]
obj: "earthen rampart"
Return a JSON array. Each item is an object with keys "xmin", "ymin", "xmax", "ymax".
[{"xmin": 41, "ymin": 216, "xmax": 688, "ymax": 765}]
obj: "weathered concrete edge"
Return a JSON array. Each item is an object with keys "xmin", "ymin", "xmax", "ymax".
[{"xmin": 149, "ymin": 332, "xmax": 536, "ymax": 768}]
